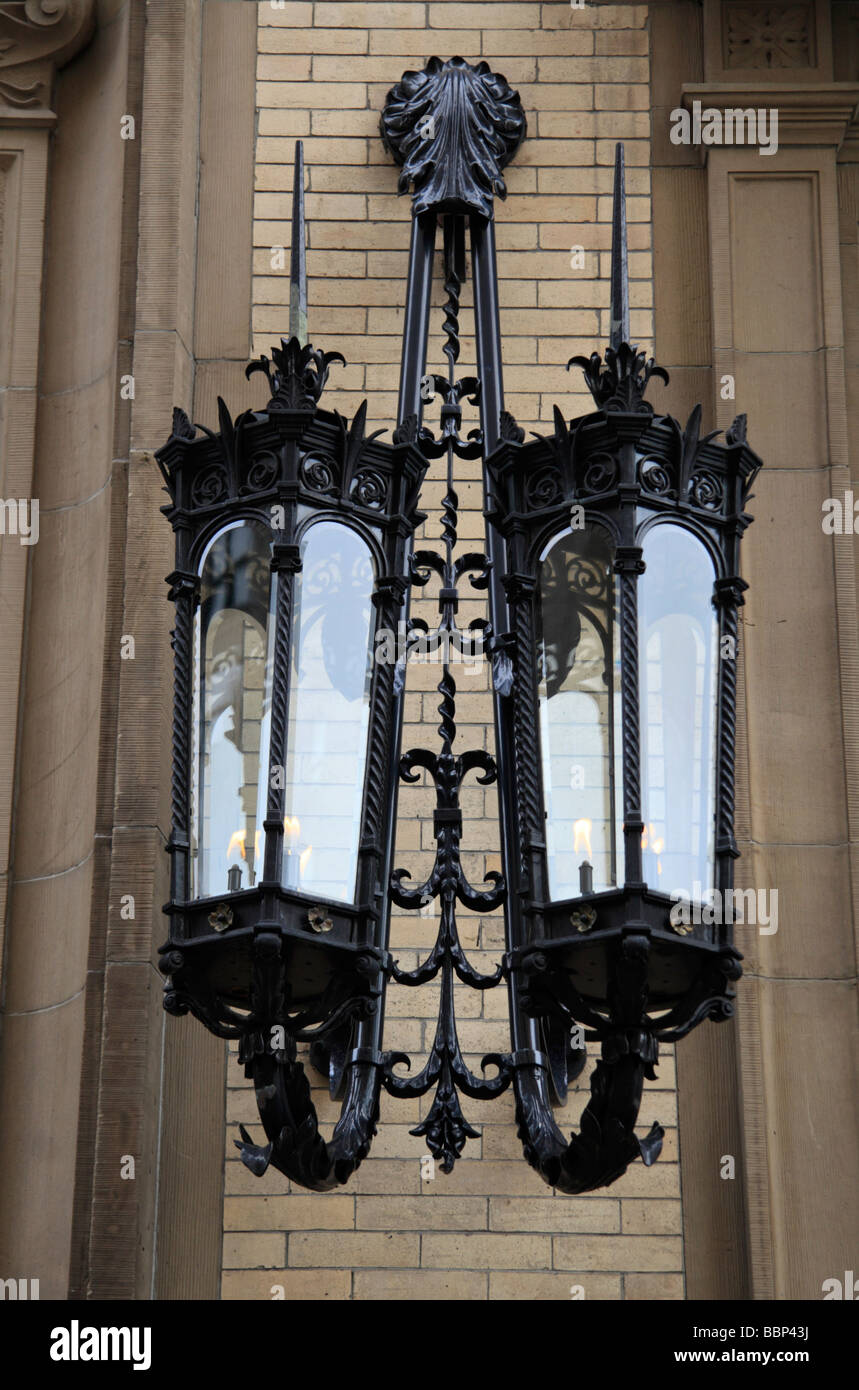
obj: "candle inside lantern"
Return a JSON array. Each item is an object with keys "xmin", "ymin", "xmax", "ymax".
[
  {"xmin": 283, "ymin": 816, "xmax": 312, "ymax": 888},
  {"xmin": 573, "ymin": 817, "xmax": 594, "ymax": 895},
  {"xmin": 225, "ymin": 827, "xmax": 262, "ymax": 889},
  {"xmin": 283, "ymin": 816, "xmax": 300, "ymax": 886},
  {"xmin": 642, "ymin": 822, "xmax": 665, "ymax": 879}
]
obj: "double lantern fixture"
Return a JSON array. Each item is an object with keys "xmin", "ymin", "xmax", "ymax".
[{"xmin": 156, "ymin": 58, "xmax": 761, "ymax": 1194}]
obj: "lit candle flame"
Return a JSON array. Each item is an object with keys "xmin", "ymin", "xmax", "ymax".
[
  {"xmin": 573, "ymin": 817, "xmax": 593, "ymax": 859},
  {"xmin": 284, "ymin": 816, "xmax": 301, "ymax": 844},
  {"xmin": 641, "ymin": 823, "xmax": 664, "ymax": 875},
  {"xmin": 227, "ymin": 829, "xmax": 247, "ymax": 861},
  {"xmin": 299, "ymin": 844, "xmax": 312, "ymax": 878},
  {"xmin": 226, "ymin": 829, "xmax": 262, "ymax": 861}
]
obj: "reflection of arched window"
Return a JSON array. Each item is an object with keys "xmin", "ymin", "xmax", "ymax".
[
  {"xmin": 536, "ymin": 525, "xmax": 622, "ymax": 897},
  {"xmin": 639, "ymin": 525, "xmax": 717, "ymax": 897},
  {"xmin": 283, "ymin": 521, "xmax": 376, "ymax": 903},
  {"xmin": 193, "ymin": 521, "xmax": 274, "ymax": 898}
]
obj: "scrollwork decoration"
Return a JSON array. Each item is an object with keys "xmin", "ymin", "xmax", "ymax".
[
  {"xmin": 190, "ymin": 465, "xmax": 229, "ymax": 509},
  {"xmin": 690, "ymin": 469, "xmax": 724, "ymax": 510},
  {"xmin": 581, "ymin": 452, "xmax": 618, "ymax": 495},
  {"xmin": 525, "ymin": 466, "xmax": 563, "ymax": 510},
  {"xmin": 638, "ymin": 456, "xmax": 675, "ymax": 499}
]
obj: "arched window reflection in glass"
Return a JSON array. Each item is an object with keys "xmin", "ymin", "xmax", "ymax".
[
  {"xmin": 638, "ymin": 525, "xmax": 718, "ymax": 898},
  {"xmin": 193, "ymin": 520, "xmax": 275, "ymax": 899},
  {"xmin": 536, "ymin": 525, "xmax": 623, "ymax": 898},
  {"xmin": 283, "ymin": 521, "xmax": 376, "ymax": 903}
]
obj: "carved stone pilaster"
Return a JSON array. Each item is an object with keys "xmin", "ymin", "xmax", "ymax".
[{"xmin": 0, "ymin": 1, "xmax": 96, "ymax": 125}]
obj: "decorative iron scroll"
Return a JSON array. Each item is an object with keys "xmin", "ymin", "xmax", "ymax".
[
  {"xmin": 374, "ymin": 194, "xmax": 675, "ymax": 1191},
  {"xmin": 537, "ymin": 543, "xmax": 613, "ymax": 702},
  {"xmin": 380, "ymin": 215, "xmax": 512, "ymax": 1171}
]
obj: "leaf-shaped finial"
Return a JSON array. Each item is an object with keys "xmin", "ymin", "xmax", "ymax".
[{"xmin": 380, "ymin": 57, "xmax": 526, "ymax": 218}]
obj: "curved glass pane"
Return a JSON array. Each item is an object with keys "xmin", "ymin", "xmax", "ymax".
[
  {"xmin": 283, "ymin": 521, "xmax": 375, "ymax": 902},
  {"xmin": 537, "ymin": 526, "xmax": 623, "ymax": 898},
  {"xmin": 193, "ymin": 521, "xmax": 274, "ymax": 898},
  {"xmin": 639, "ymin": 525, "xmax": 718, "ymax": 897}
]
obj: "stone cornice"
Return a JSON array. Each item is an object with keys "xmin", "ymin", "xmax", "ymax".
[
  {"xmin": 0, "ymin": 1, "xmax": 96, "ymax": 126},
  {"xmin": 681, "ymin": 83, "xmax": 859, "ymax": 150}
]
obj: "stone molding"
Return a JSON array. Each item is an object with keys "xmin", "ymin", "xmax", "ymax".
[
  {"xmin": 681, "ymin": 82, "xmax": 859, "ymax": 151},
  {"xmin": 0, "ymin": 0, "xmax": 96, "ymax": 125}
]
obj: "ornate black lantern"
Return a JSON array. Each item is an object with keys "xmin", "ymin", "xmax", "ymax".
[
  {"xmin": 157, "ymin": 60, "xmax": 760, "ymax": 1197},
  {"xmin": 490, "ymin": 149, "xmax": 762, "ymax": 1193},
  {"xmin": 157, "ymin": 146, "xmax": 429, "ymax": 1189}
]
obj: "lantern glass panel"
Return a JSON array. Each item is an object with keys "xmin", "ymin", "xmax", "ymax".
[
  {"xmin": 282, "ymin": 521, "xmax": 375, "ymax": 902},
  {"xmin": 537, "ymin": 525, "xmax": 623, "ymax": 898},
  {"xmin": 638, "ymin": 524, "xmax": 718, "ymax": 898},
  {"xmin": 192, "ymin": 520, "xmax": 275, "ymax": 899}
]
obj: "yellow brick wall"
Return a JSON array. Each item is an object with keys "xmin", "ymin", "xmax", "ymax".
[{"xmin": 223, "ymin": 0, "xmax": 682, "ymax": 1301}]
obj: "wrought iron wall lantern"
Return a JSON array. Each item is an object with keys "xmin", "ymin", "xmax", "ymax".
[{"xmin": 156, "ymin": 58, "xmax": 761, "ymax": 1195}]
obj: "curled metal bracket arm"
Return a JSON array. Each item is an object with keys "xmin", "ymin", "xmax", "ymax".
[
  {"xmin": 512, "ymin": 1044, "xmax": 664, "ymax": 1195},
  {"xmin": 213, "ymin": 932, "xmax": 387, "ymax": 1190},
  {"xmin": 236, "ymin": 1044, "xmax": 383, "ymax": 1192},
  {"xmin": 511, "ymin": 932, "xmax": 666, "ymax": 1192}
]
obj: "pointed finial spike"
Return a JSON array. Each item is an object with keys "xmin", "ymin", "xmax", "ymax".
[
  {"xmin": 609, "ymin": 142, "xmax": 629, "ymax": 350},
  {"xmin": 289, "ymin": 139, "xmax": 308, "ymax": 346}
]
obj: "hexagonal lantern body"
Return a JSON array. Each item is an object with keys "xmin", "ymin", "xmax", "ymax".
[
  {"xmin": 487, "ymin": 344, "xmax": 762, "ymax": 1191},
  {"xmin": 155, "ymin": 338, "xmax": 427, "ymax": 1187}
]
